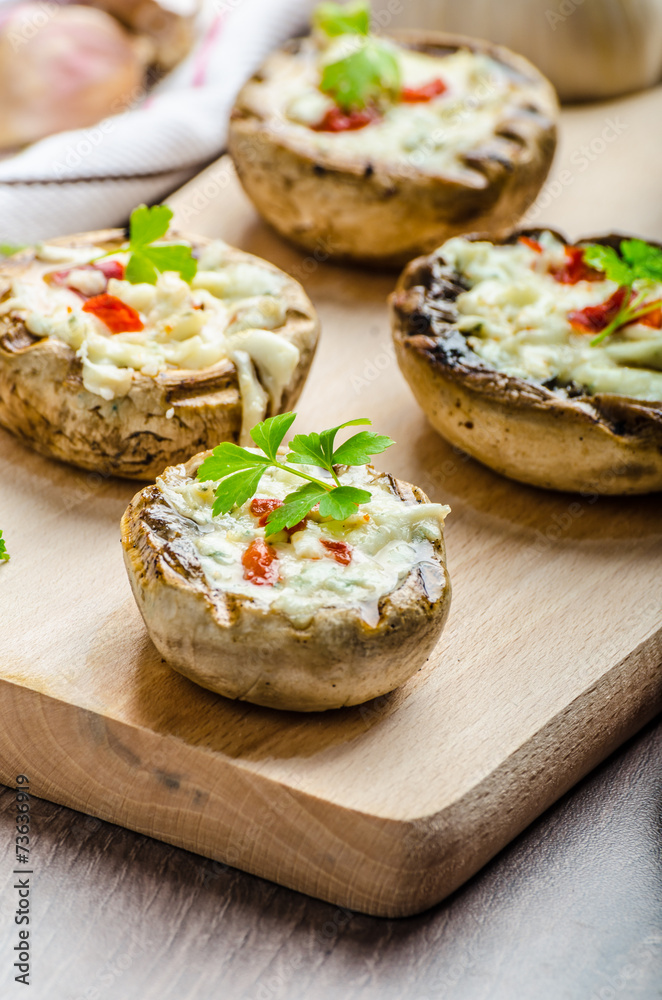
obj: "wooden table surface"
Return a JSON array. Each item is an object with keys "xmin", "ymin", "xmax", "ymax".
[
  {"xmin": 1, "ymin": 76, "xmax": 662, "ymax": 998},
  {"xmin": 0, "ymin": 720, "xmax": 659, "ymax": 999}
]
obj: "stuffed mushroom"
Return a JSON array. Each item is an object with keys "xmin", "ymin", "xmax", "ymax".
[
  {"xmin": 228, "ymin": 4, "xmax": 558, "ymax": 266},
  {"xmin": 121, "ymin": 449, "xmax": 451, "ymax": 712},
  {"xmin": 0, "ymin": 218, "xmax": 319, "ymax": 479},
  {"xmin": 391, "ymin": 229, "xmax": 662, "ymax": 494}
]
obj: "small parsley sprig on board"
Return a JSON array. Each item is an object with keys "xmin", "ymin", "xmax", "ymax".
[
  {"xmin": 197, "ymin": 412, "xmax": 394, "ymax": 537},
  {"xmin": 0, "ymin": 530, "xmax": 9, "ymax": 563},
  {"xmin": 97, "ymin": 205, "xmax": 197, "ymax": 286},
  {"xmin": 315, "ymin": 1, "xmax": 400, "ymax": 112},
  {"xmin": 582, "ymin": 239, "xmax": 662, "ymax": 345}
]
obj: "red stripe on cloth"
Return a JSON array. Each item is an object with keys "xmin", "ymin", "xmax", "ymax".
[{"xmin": 192, "ymin": 14, "xmax": 227, "ymax": 88}]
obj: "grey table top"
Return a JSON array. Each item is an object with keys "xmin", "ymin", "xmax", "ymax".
[{"xmin": 0, "ymin": 716, "xmax": 660, "ymax": 1000}]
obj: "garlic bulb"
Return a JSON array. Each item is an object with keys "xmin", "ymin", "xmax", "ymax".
[
  {"xmin": 84, "ymin": 0, "xmax": 198, "ymax": 72},
  {"xmin": 0, "ymin": 4, "xmax": 149, "ymax": 151},
  {"xmin": 373, "ymin": 0, "xmax": 662, "ymax": 101}
]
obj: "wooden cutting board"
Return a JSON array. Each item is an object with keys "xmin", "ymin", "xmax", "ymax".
[{"xmin": 1, "ymin": 89, "xmax": 661, "ymax": 918}]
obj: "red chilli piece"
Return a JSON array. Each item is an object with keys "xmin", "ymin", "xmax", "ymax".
[
  {"xmin": 518, "ymin": 235, "xmax": 543, "ymax": 254},
  {"xmin": 567, "ymin": 286, "xmax": 628, "ymax": 334},
  {"xmin": 48, "ymin": 268, "xmax": 76, "ymax": 288},
  {"xmin": 286, "ymin": 519, "xmax": 308, "ymax": 535},
  {"xmin": 242, "ymin": 538, "xmax": 279, "ymax": 586},
  {"xmin": 552, "ymin": 246, "xmax": 604, "ymax": 284},
  {"xmin": 82, "ymin": 294, "xmax": 144, "ymax": 333},
  {"xmin": 250, "ymin": 497, "xmax": 283, "ymax": 528},
  {"xmin": 48, "ymin": 259, "xmax": 125, "ymax": 293},
  {"xmin": 401, "ymin": 77, "xmax": 447, "ymax": 102},
  {"xmin": 94, "ymin": 259, "xmax": 125, "ymax": 281},
  {"xmin": 638, "ymin": 302, "xmax": 662, "ymax": 328},
  {"xmin": 250, "ymin": 498, "xmax": 308, "ymax": 535},
  {"xmin": 313, "ymin": 106, "xmax": 380, "ymax": 132},
  {"xmin": 321, "ymin": 539, "xmax": 353, "ymax": 566}
]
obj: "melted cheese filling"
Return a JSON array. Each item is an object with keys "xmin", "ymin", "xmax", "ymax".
[
  {"xmin": 440, "ymin": 233, "xmax": 662, "ymax": 400},
  {"xmin": 261, "ymin": 37, "xmax": 524, "ymax": 180},
  {"xmin": 159, "ymin": 460, "xmax": 450, "ymax": 629},
  {"xmin": 0, "ymin": 240, "xmax": 299, "ymax": 444}
]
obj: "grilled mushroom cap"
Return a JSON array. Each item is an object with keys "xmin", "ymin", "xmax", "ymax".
[
  {"xmin": 390, "ymin": 229, "xmax": 662, "ymax": 495},
  {"xmin": 229, "ymin": 31, "xmax": 558, "ymax": 267},
  {"xmin": 0, "ymin": 230, "xmax": 319, "ymax": 480},
  {"xmin": 121, "ymin": 452, "xmax": 452, "ymax": 712}
]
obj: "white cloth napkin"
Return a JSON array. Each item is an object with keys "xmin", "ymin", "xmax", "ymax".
[{"xmin": 0, "ymin": 0, "xmax": 316, "ymax": 244}]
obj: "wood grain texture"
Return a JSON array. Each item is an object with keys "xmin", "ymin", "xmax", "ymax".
[
  {"xmin": 1, "ymin": 90, "xmax": 662, "ymax": 918},
  {"xmin": 0, "ymin": 719, "xmax": 660, "ymax": 1000}
]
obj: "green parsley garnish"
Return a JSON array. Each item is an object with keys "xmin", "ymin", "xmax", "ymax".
[
  {"xmin": 197, "ymin": 412, "xmax": 394, "ymax": 537},
  {"xmin": 582, "ymin": 239, "xmax": 662, "ymax": 345},
  {"xmin": 313, "ymin": 1, "xmax": 370, "ymax": 37},
  {"xmin": 0, "ymin": 530, "xmax": 9, "ymax": 562},
  {"xmin": 119, "ymin": 205, "xmax": 197, "ymax": 286},
  {"xmin": 320, "ymin": 40, "xmax": 401, "ymax": 111}
]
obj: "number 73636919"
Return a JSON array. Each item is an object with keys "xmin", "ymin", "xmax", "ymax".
[{"xmin": 15, "ymin": 775, "xmax": 30, "ymax": 865}]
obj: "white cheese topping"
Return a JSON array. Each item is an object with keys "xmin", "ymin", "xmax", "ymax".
[
  {"xmin": 158, "ymin": 460, "xmax": 450, "ymax": 629},
  {"xmin": 440, "ymin": 233, "xmax": 662, "ymax": 401},
  {"xmin": 252, "ymin": 36, "xmax": 528, "ymax": 180},
  {"xmin": 0, "ymin": 240, "xmax": 299, "ymax": 443}
]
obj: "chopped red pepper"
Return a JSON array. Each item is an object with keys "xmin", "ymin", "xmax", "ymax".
[
  {"xmin": 569, "ymin": 287, "xmax": 662, "ymax": 335},
  {"xmin": 94, "ymin": 260, "xmax": 125, "ymax": 281},
  {"xmin": 48, "ymin": 259, "xmax": 125, "ymax": 295},
  {"xmin": 321, "ymin": 539, "xmax": 353, "ymax": 565},
  {"xmin": 638, "ymin": 303, "xmax": 662, "ymax": 328},
  {"xmin": 287, "ymin": 518, "xmax": 308, "ymax": 535},
  {"xmin": 518, "ymin": 235, "xmax": 543, "ymax": 254},
  {"xmin": 568, "ymin": 286, "xmax": 628, "ymax": 334},
  {"xmin": 48, "ymin": 268, "xmax": 79, "ymax": 288},
  {"xmin": 401, "ymin": 78, "xmax": 447, "ymax": 102},
  {"xmin": 551, "ymin": 246, "xmax": 604, "ymax": 284},
  {"xmin": 82, "ymin": 294, "xmax": 144, "ymax": 333},
  {"xmin": 313, "ymin": 106, "xmax": 380, "ymax": 132},
  {"xmin": 249, "ymin": 497, "xmax": 307, "ymax": 535},
  {"xmin": 250, "ymin": 497, "xmax": 283, "ymax": 527},
  {"xmin": 242, "ymin": 538, "xmax": 279, "ymax": 586}
]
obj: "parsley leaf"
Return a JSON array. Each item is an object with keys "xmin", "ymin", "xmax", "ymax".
[
  {"xmin": 197, "ymin": 412, "xmax": 395, "ymax": 534},
  {"xmin": 250, "ymin": 411, "xmax": 296, "ymax": 461},
  {"xmin": 130, "ymin": 204, "xmax": 172, "ymax": 246},
  {"xmin": 320, "ymin": 40, "xmax": 401, "ymax": 111},
  {"xmin": 264, "ymin": 484, "xmax": 371, "ymax": 536},
  {"xmin": 313, "ymin": 1, "xmax": 370, "ymax": 37},
  {"xmin": 580, "ymin": 238, "xmax": 662, "ymax": 345},
  {"xmin": 332, "ymin": 430, "xmax": 394, "ymax": 466},
  {"xmin": 138, "ymin": 244, "xmax": 197, "ymax": 283},
  {"xmin": 582, "ymin": 245, "xmax": 632, "ymax": 286},
  {"xmin": 124, "ymin": 252, "xmax": 159, "ymax": 285},
  {"xmin": 319, "ymin": 418, "xmax": 370, "ymax": 464},
  {"xmin": 285, "ymin": 431, "xmax": 326, "ymax": 468},
  {"xmin": 265, "ymin": 483, "xmax": 329, "ymax": 535},
  {"xmin": 621, "ymin": 238, "xmax": 662, "ymax": 281},
  {"xmin": 122, "ymin": 204, "xmax": 197, "ymax": 286},
  {"xmin": 197, "ymin": 443, "xmax": 270, "ymax": 517},
  {"xmin": 288, "ymin": 418, "xmax": 369, "ymax": 469},
  {"xmin": 0, "ymin": 530, "xmax": 9, "ymax": 562},
  {"xmin": 317, "ymin": 485, "xmax": 371, "ymax": 519}
]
